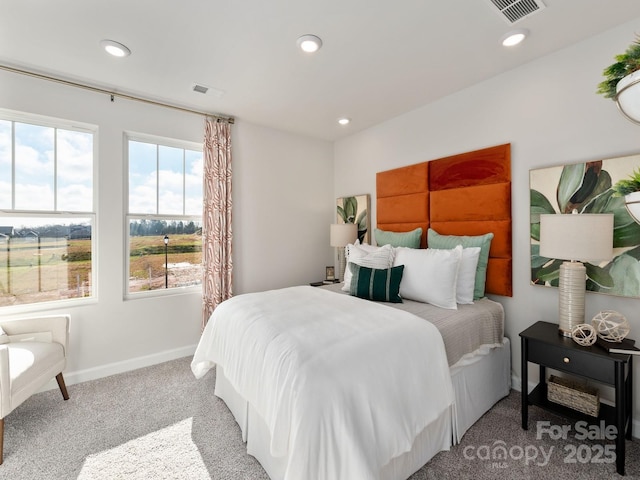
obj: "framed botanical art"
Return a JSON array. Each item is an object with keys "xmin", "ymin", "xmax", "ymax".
[
  {"xmin": 336, "ymin": 194, "xmax": 370, "ymax": 244},
  {"xmin": 530, "ymin": 153, "xmax": 640, "ymax": 298}
]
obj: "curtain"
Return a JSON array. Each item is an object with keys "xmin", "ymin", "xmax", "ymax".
[{"xmin": 202, "ymin": 118, "xmax": 233, "ymax": 328}]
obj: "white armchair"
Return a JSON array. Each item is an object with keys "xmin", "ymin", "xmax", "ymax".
[{"xmin": 0, "ymin": 314, "xmax": 70, "ymax": 464}]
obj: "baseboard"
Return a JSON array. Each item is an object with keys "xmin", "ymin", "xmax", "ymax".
[
  {"xmin": 513, "ymin": 375, "xmax": 639, "ymax": 439},
  {"xmin": 511, "ymin": 373, "xmax": 521, "ymax": 392},
  {"xmin": 39, "ymin": 344, "xmax": 198, "ymax": 392}
]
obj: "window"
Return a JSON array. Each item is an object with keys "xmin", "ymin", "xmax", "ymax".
[
  {"xmin": 0, "ymin": 111, "xmax": 96, "ymax": 308},
  {"xmin": 126, "ymin": 134, "xmax": 203, "ymax": 295}
]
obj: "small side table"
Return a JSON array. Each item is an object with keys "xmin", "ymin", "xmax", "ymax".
[
  {"xmin": 520, "ymin": 321, "xmax": 633, "ymax": 475},
  {"xmin": 310, "ymin": 280, "xmax": 340, "ymax": 287}
]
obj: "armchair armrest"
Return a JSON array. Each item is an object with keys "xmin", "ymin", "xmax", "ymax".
[
  {"xmin": 0, "ymin": 345, "xmax": 10, "ymax": 417},
  {"xmin": 0, "ymin": 315, "xmax": 69, "ymax": 354}
]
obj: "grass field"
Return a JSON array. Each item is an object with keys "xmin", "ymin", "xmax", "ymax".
[
  {"xmin": 129, "ymin": 234, "xmax": 202, "ymax": 292},
  {"xmin": 0, "ymin": 234, "xmax": 202, "ymax": 305}
]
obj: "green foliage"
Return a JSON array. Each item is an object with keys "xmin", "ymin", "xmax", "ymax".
[
  {"xmin": 530, "ymin": 161, "xmax": 640, "ymax": 293},
  {"xmin": 612, "ymin": 168, "xmax": 640, "ymax": 196},
  {"xmin": 597, "ymin": 36, "xmax": 640, "ymax": 99},
  {"xmin": 337, "ymin": 196, "xmax": 368, "ymax": 243},
  {"xmin": 130, "ymin": 219, "xmax": 200, "ymax": 236}
]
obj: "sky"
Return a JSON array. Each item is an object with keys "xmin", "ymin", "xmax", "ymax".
[
  {"xmin": 0, "ymin": 119, "xmax": 92, "ymax": 211},
  {"xmin": 1, "ymin": 120, "xmax": 204, "ymax": 225}
]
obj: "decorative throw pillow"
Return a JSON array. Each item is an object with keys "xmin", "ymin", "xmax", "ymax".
[
  {"xmin": 342, "ymin": 243, "xmax": 395, "ymax": 292},
  {"xmin": 456, "ymin": 247, "xmax": 481, "ymax": 304},
  {"xmin": 374, "ymin": 227, "xmax": 422, "ymax": 248},
  {"xmin": 427, "ymin": 228, "xmax": 494, "ymax": 300},
  {"xmin": 393, "ymin": 245, "xmax": 462, "ymax": 309},
  {"xmin": 0, "ymin": 326, "xmax": 7, "ymax": 345},
  {"xmin": 349, "ymin": 263, "xmax": 404, "ymax": 303}
]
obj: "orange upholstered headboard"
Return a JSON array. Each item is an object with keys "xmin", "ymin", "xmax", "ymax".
[{"xmin": 376, "ymin": 143, "xmax": 512, "ymax": 297}]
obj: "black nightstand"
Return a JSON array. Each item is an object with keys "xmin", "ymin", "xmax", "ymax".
[
  {"xmin": 309, "ymin": 280, "xmax": 340, "ymax": 287},
  {"xmin": 520, "ymin": 321, "xmax": 633, "ymax": 475}
]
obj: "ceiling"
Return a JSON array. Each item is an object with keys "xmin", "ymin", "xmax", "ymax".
[{"xmin": 2, "ymin": 0, "xmax": 640, "ymax": 141}]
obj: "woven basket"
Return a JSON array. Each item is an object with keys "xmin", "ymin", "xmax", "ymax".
[{"xmin": 547, "ymin": 375, "xmax": 600, "ymax": 417}]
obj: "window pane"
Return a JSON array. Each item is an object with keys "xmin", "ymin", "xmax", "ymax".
[
  {"xmin": 129, "ymin": 141, "xmax": 157, "ymax": 214},
  {"xmin": 0, "ymin": 216, "xmax": 92, "ymax": 307},
  {"xmin": 0, "ymin": 120, "xmax": 11, "ymax": 209},
  {"xmin": 14, "ymin": 123, "xmax": 54, "ymax": 210},
  {"xmin": 185, "ymin": 149, "xmax": 203, "ymax": 215},
  {"xmin": 128, "ymin": 218, "xmax": 202, "ymax": 293},
  {"xmin": 57, "ymin": 129, "xmax": 93, "ymax": 211},
  {"xmin": 158, "ymin": 145, "xmax": 183, "ymax": 214}
]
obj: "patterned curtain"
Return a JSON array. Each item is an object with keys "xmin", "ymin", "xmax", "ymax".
[{"xmin": 202, "ymin": 118, "xmax": 233, "ymax": 328}]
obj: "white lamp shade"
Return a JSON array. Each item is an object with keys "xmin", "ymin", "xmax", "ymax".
[
  {"xmin": 616, "ymin": 70, "xmax": 640, "ymax": 125},
  {"xmin": 539, "ymin": 213, "xmax": 614, "ymax": 262},
  {"xmin": 330, "ymin": 223, "xmax": 357, "ymax": 247}
]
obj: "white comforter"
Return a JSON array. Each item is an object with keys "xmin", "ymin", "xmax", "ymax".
[{"xmin": 191, "ymin": 286, "xmax": 454, "ymax": 480}]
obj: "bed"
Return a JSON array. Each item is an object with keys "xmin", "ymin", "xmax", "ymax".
[{"xmin": 191, "ymin": 144, "xmax": 513, "ymax": 480}]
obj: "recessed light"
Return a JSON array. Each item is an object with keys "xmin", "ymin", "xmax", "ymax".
[
  {"xmin": 100, "ymin": 39, "xmax": 131, "ymax": 57},
  {"xmin": 501, "ymin": 29, "xmax": 529, "ymax": 47},
  {"xmin": 338, "ymin": 117, "xmax": 351, "ymax": 126},
  {"xmin": 297, "ymin": 34, "xmax": 322, "ymax": 53}
]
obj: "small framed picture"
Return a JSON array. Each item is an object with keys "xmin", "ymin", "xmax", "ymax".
[{"xmin": 326, "ymin": 266, "xmax": 335, "ymax": 281}]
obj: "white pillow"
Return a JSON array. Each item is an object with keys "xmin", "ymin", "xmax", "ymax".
[
  {"xmin": 393, "ymin": 245, "xmax": 462, "ymax": 309},
  {"xmin": 347, "ymin": 240, "xmax": 380, "ymax": 254},
  {"xmin": 456, "ymin": 247, "xmax": 481, "ymax": 304},
  {"xmin": 342, "ymin": 243, "xmax": 394, "ymax": 291}
]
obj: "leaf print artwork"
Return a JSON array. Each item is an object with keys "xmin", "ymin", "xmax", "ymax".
[
  {"xmin": 336, "ymin": 194, "xmax": 370, "ymax": 244},
  {"xmin": 530, "ymin": 154, "xmax": 640, "ymax": 298}
]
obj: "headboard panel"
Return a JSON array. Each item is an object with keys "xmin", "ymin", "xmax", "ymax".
[
  {"xmin": 376, "ymin": 161, "xmax": 430, "ymax": 247},
  {"xmin": 376, "ymin": 144, "xmax": 512, "ymax": 297}
]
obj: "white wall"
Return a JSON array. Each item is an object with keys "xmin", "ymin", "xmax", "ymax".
[
  {"xmin": 335, "ymin": 18, "xmax": 640, "ymax": 413},
  {"xmin": 0, "ymin": 68, "xmax": 334, "ymax": 384},
  {"xmin": 232, "ymin": 122, "xmax": 335, "ymax": 293}
]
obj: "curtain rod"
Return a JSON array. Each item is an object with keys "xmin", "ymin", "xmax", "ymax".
[{"xmin": 0, "ymin": 63, "xmax": 234, "ymax": 124}]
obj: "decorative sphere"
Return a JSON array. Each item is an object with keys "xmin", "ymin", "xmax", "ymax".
[
  {"xmin": 571, "ymin": 323, "xmax": 597, "ymax": 346},
  {"xmin": 591, "ymin": 310, "xmax": 630, "ymax": 342}
]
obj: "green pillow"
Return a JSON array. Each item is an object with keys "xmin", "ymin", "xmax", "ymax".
[
  {"xmin": 427, "ymin": 228, "xmax": 493, "ymax": 300},
  {"xmin": 349, "ymin": 263, "xmax": 404, "ymax": 303},
  {"xmin": 374, "ymin": 227, "xmax": 422, "ymax": 248}
]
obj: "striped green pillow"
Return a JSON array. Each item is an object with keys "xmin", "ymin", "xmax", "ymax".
[{"xmin": 349, "ymin": 263, "xmax": 404, "ymax": 303}]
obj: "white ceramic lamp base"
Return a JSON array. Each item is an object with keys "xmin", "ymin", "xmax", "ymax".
[
  {"xmin": 337, "ymin": 247, "xmax": 347, "ymax": 283},
  {"xmin": 558, "ymin": 261, "xmax": 586, "ymax": 337}
]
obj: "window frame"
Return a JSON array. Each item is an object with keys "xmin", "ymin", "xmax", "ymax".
[
  {"xmin": 124, "ymin": 131, "xmax": 203, "ymax": 300},
  {"xmin": 0, "ymin": 108, "xmax": 98, "ymax": 312}
]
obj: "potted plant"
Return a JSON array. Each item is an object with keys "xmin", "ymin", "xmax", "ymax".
[
  {"xmin": 612, "ymin": 168, "xmax": 640, "ymax": 225},
  {"xmin": 597, "ymin": 36, "xmax": 640, "ymax": 99},
  {"xmin": 597, "ymin": 36, "xmax": 640, "ymax": 124}
]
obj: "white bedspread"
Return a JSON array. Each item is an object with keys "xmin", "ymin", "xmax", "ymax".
[{"xmin": 191, "ymin": 286, "xmax": 454, "ymax": 480}]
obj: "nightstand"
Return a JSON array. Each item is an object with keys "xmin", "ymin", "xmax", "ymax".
[
  {"xmin": 309, "ymin": 280, "xmax": 340, "ymax": 287},
  {"xmin": 520, "ymin": 321, "xmax": 633, "ymax": 475}
]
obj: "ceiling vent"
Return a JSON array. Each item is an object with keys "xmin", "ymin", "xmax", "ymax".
[
  {"xmin": 486, "ymin": 0, "xmax": 546, "ymax": 24},
  {"xmin": 192, "ymin": 84, "xmax": 209, "ymax": 94}
]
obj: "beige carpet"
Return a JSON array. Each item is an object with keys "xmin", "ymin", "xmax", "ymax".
[{"xmin": 2, "ymin": 356, "xmax": 639, "ymax": 479}]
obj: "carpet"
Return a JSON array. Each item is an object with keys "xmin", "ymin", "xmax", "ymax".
[{"xmin": 1, "ymin": 356, "xmax": 638, "ymax": 479}]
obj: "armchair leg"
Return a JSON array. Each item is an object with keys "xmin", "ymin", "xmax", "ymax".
[{"xmin": 56, "ymin": 373, "xmax": 69, "ymax": 401}]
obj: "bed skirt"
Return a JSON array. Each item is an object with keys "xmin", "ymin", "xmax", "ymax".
[{"xmin": 213, "ymin": 337, "xmax": 511, "ymax": 480}]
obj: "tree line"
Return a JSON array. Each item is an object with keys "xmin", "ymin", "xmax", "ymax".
[{"xmin": 129, "ymin": 219, "xmax": 202, "ymax": 236}]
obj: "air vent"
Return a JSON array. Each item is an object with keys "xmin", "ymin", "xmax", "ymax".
[
  {"xmin": 192, "ymin": 84, "xmax": 209, "ymax": 94},
  {"xmin": 486, "ymin": 0, "xmax": 546, "ymax": 24}
]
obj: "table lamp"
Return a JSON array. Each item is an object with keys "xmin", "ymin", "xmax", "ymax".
[
  {"xmin": 539, "ymin": 212, "xmax": 614, "ymax": 336},
  {"xmin": 330, "ymin": 223, "xmax": 358, "ymax": 282}
]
